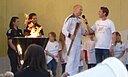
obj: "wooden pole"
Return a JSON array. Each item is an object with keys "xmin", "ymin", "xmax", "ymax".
[{"xmin": 67, "ymin": 23, "xmax": 80, "ymax": 56}]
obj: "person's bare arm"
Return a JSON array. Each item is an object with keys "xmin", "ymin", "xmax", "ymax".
[
  {"xmin": 117, "ymin": 51, "xmax": 125, "ymax": 59},
  {"xmin": 84, "ymin": 19, "xmax": 94, "ymax": 34},
  {"xmin": 112, "ymin": 32, "xmax": 116, "ymax": 45},
  {"xmin": 110, "ymin": 47, "xmax": 114, "ymax": 57},
  {"xmin": 109, "ymin": 32, "xmax": 116, "ymax": 55}
]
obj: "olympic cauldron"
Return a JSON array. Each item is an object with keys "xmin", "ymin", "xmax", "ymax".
[{"xmin": 13, "ymin": 37, "xmax": 48, "ymax": 66}]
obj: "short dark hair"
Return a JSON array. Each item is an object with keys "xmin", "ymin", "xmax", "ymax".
[
  {"xmin": 22, "ymin": 44, "xmax": 47, "ymax": 72},
  {"xmin": 100, "ymin": 7, "xmax": 109, "ymax": 17},
  {"xmin": 9, "ymin": 17, "xmax": 19, "ymax": 29},
  {"xmin": 28, "ymin": 13, "xmax": 37, "ymax": 19}
]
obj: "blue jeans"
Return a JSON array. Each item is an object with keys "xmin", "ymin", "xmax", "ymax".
[
  {"xmin": 47, "ymin": 59, "xmax": 57, "ymax": 77},
  {"xmin": 95, "ymin": 48, "xmax": 110, "ymax": 63}
]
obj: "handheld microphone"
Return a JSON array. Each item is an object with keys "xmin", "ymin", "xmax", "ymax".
[
  {"xmin": 82, "ymin": 15, "xmax": 88, "ymax": 24},
  {"xmin": 82, "ymin": 15, "xmax": 85, "ymax": 19}
]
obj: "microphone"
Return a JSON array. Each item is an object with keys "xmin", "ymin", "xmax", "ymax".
[
  {"xmin": 82, "ymin": 15, "xmax": 88, "ymax": 24},
  {"xmin": 82, "ymin": 15, "xmax": 85, "ymax": 19}
]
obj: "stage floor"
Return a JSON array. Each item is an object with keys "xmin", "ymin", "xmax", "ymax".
[{"xmin": 0, "ymin": 56, "xmax": 10, "ymax": 77}]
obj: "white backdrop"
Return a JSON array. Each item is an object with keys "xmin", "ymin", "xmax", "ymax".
[{"xmin": 120, "ymin": 29, "xmax": 128, "ymax": 43}]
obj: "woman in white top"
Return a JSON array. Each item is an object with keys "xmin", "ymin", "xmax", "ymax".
[
  {"xmin": 45, "ymin": 32, "xmax": 61, "ymax": 77},
  {"xmin": 83, "ymin": 33, "xmax": 96, "ymax": 69},
  {"xmin": 113, "ymin": 32, "xmax": 125, "ymax": 64}
]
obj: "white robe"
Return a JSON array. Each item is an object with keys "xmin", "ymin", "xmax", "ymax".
[{"xmin": 62, "ymin": 14, "xmax": 86, "ymax": 76}]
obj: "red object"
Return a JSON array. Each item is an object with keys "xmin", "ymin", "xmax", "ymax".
[{"xmin": 83, "ymin": 50, "xmax": 88, "ymax": 62}]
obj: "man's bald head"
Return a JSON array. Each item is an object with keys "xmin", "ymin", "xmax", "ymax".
[
  {"xmin": 73, "ymin": 4, "xmax": 83, "ymax": 17},
  {"xmin": 73, "ymin": 4, "xmax": 82, "ymax": 11}
]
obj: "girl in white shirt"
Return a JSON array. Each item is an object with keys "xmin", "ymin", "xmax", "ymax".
[
  {"xmin": 45, "ymin": 32, "xmax": 60, "ymax": 77},
  {"xmin": 113, "ymin": 32, "xmax": 125, "ymax": 64},
  {"xmin": 83, "ymin": 33, "xmax": 96, "ymax": 69}
]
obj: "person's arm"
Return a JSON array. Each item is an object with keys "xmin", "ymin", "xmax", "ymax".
[
  {"xmin": 58, "ymin": 50, "xmax": 64, "ymax": 62},
  {"xmin": 62, "ymin": 18, "xmax": 75, "ymax": 40},
  {"xmin": 45, "ymin": 51, "xmax": 55, "ymax": 58},
  {"xmin": 117, "ymin": 50, "xmax": 125, "ymax": 59},
  {"xmin": 109, "ymin": 21, "xmax": 116, "ymax": 54},
  {"xmin": 110, "ymin": 32, "xmax": 116, "ymax": 54},
  {"xmin": 119, "ymin": 51, "xmax": 125, "ymax": 58},
  {"xmin": 7, "ymin": 29, "xmax": 17, "ymax": 52},
  {"xmin": 81, "ymin": 25, "xmax": 88, "ymax": 36},
  {"xmin": 8, "ymin": 39, "xmax": 17, "ymax": 52},
  {"xmin": 84, "ymin": 19, "xmax": 95, "ymax": 34},
  {"xmin": 110, "ymin": 46, "xmax": 114, "ymax": 57},
  {"xmin": 118, "ymin": 44, "xmax": 126, "ymax": 59},
  {"xmin": 55, "ymin": 42, "xmax": 62, "ymax": 58},
  {"xmin": 45, "ymin": 42, "xmax": 54, "ymax": 58},
  {"xmin": 111, "ymin": 21, "xmax": 116, "ymax": 45},
  {"xmin": 45, "ymin": 50, "xmax": 59, "ymax": 58},
  {"xmin": 112, "ymin": 33, "xmax": 116, "ymax": 45}
]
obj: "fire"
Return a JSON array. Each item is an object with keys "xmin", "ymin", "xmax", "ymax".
[
  {"xmin": 25, "ymin": 22, "xmax": 43, "ymax": 38},
  {"xmin": 24, "ymin": 13, "xmax": 29, "ymax": 24},
  {"xmin": 29, "ymin": 26, "xmax": 42, "ymax": 37},
  {"xmin": 20, "ymin": 60, "xmax": 24, "ymax": 65},
  {"xmin": 17, "ymin": 44, "xmax": 22, "ymax": 55},
  {"xmin": 24, "ymin": 13, "xmax": 42, "ymax": 38},
  {"xmin": 17, "ymin": 44, "xmax": 24, "ymax": 65}
]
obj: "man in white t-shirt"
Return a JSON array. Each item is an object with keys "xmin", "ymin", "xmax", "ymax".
[{"xmin": 85, "ymin": 7, "xmax": 116, "ymax": 63}]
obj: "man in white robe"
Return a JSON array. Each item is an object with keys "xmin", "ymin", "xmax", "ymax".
[{"xmin": 61, "ymin": 4, "xmax": 87, "ymax": 76}]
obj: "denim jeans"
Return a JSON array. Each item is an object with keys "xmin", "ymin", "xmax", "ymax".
[
  {"xmin": 95, "ymin": 48, "xmax": 110, "ymax": 63},
  {"xmin": 47, "ymin": 59, "xmax": 57, "ymax": 77}
]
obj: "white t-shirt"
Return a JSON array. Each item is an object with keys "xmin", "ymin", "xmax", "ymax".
[
  {"xmin": 91, "ymin": 19, "xmax": 115, "ymax": 49},
  {"xmin": 83, "ymin": 40, "xmax": 96, "ymax": 64},
  {"xmin": 45, "ymin": 41, "xmax": 61, "ymax": 64},
  {"xmin": 114, "ymin": 43, "xmax": 125, "ymax": 58}
]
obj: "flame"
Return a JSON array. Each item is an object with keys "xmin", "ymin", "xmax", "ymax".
[
  {"xmin": 29, "ymin": 26, "xmax": 42, "ymax": 37},
  {"xmin": 24, "ymin": 13, "xmax": 29, "ymax": 24},
  {"xmin": 24, "ymin": 13, "xmax": 43, "ymax": 38},
  {"xmin": 17, "ymin": 44, "xmax": 22, "ymax": 55},
  {"xmin": 25, "ymin": 22, "xmax": 42, "ymax": 38},
  {"xmin": 20, "ymin": 60, "xmax": 24, "ymax": 65},
  {"xmin": 28, "ymin": 22, "xmax": 34, "ymax": 30}
]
